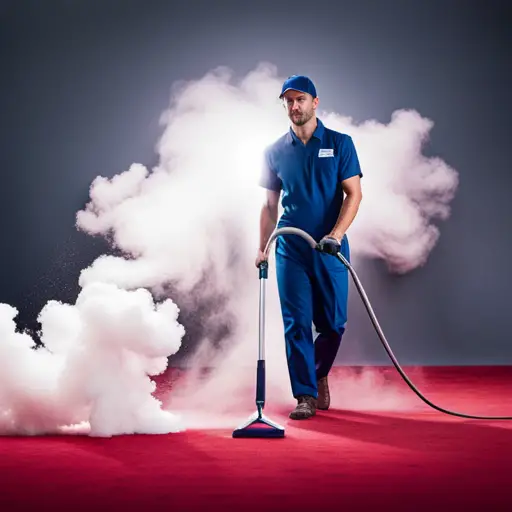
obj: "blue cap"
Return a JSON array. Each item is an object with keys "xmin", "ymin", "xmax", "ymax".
[{"xmin": 279, "ymin": 75, "xmax": 317, "ymax": 99}]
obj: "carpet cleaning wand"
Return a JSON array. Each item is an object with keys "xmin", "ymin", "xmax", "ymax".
[{"xmin": 232, "ymin": 259, "xmax": 285, "ymax": 438}]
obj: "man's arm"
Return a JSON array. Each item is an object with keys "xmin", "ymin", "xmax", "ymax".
[
  {"xmin": 259, "ymin": 189, "xmax": 280, "ymax": 253},
  {"xmin": 328, "ymin": 175, "xmax": 363, "ymax": 242}
]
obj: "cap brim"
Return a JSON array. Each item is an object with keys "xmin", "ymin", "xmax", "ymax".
[{"xmin": 279, "ymin": 87, "xmax": 308, "ymax": 99}]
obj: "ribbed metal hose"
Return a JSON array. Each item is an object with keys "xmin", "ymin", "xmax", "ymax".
[{"xmin": 264, "ymin": 227, "xmax": 512, "ymax": 420}]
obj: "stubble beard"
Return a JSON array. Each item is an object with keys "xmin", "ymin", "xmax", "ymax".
[{"xmin": 290, "ymin": 108, "xmax": 314, "ymax": 127}]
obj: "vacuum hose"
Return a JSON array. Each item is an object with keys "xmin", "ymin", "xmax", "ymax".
[{"xmin": 264, "ymin": 227, "xmax": 512, "ymax": 420}]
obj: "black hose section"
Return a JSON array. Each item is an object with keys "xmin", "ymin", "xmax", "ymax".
[{"xmin": 336, "ymin": 251, "xmax": 512, "ymax": 420}]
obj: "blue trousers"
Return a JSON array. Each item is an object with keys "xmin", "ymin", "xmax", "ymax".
[{"xmin": 275, "ymin": 235, "xmax": 350, "ymax": 398}]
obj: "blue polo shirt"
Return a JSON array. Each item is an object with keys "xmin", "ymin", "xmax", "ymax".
[{"xmin": 259, "ymin": 118, "xmax": 363, "ymax": 245}]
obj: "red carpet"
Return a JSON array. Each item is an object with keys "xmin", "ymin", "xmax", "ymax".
[{"xmin": 1, "ymin": 366, "xmax": 511, "ymax": 511}]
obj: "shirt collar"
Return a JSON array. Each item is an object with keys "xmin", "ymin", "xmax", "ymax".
[{"xmin": 287, "ymin": 118, "xmax": 325, "ymax": 145}]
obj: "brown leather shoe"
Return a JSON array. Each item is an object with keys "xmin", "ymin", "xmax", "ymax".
[
  {"xmin": 289, "ymin": 395, "xmax": 317, "ymax": 420},
  {"xmin": 317, "ymin": 376, "xmax": 330, "ymax": 410}
]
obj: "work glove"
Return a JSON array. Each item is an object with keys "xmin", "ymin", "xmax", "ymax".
[{"xmin": 317, "ymin": 236, "xmax": 341, "ymax": 255}]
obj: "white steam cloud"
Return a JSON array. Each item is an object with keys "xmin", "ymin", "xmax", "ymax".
[
  {"xmin": 0, "ymin": 283, "xmax": 184, "ymax": 436},
  {"xmin": 0, "ymin": 63, "xmax": 458, "ymax": 435}
]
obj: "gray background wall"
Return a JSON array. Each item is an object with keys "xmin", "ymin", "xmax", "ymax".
[{"xmin": 1, "ymin": 0, "xmax": 510, "ymax": 364}]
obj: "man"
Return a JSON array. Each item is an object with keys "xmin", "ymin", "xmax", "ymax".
[{"xmin": 256, "ymin": 75, "xmax": 363, "ymax": 420}]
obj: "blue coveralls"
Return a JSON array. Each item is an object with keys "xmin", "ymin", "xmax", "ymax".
[{"xmin": 259, "ymin": 119, "xmax": 363, "ymax": 398}]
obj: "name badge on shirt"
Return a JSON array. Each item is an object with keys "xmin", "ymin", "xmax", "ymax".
[{"xmin": 318, "ymin": 149, "xmax": 334, "ymax": 158}]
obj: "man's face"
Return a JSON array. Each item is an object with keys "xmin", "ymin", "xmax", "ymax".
[{"xmin": 282, "ymin": 90, "xmax": 318, "ymax": 126}]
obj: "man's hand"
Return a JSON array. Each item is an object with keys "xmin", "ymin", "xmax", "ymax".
[
  {"xmin": 255, "ymin": 249, "xmax": 268, "ymax": 268},
  {"xmin": 317, "ymin": 236, "xmax": 341, "ymax": 255}
]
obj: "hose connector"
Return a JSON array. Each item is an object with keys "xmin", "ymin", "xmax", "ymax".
[{"xmin": 316, "ymin": 236, "xmax": 341, "ymax": 256}]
